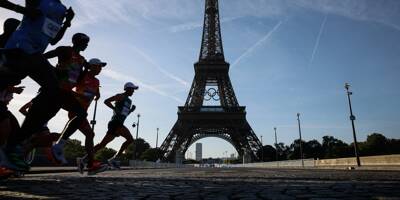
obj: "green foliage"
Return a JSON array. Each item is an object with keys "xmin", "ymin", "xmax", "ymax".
[
  {"xmin": 322, "ymin": 136, "xmax": 352, "ymax": 158},
  {"xmin": 304, "ymin": 140, "xmax": 324, "ymax": 159},
  {"xmin": 269, "ymin": 133, "xmax": 400, "ymax": 161},
  {"xmin": 257, "ymin": 145, "xmax": 277, "ymax": 161},
  {"xmin": 64, "ymin": 139, "xmax": 85, "ymax": 160},
  {"xmin": 95, "ymin": 147, "xmax": 117, "ymax": 161},
  {"xmin": 121, "ymin": 138, "xmax": 151, "ymax": 161},
  {"xmin": 140, "ymin": 148, "xmax": 162, "ymax": 162}
]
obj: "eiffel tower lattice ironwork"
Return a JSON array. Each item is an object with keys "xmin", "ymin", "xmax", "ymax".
[{"xmin": 160, "ymin": 0, "xmax": 262, "ymax": 162}]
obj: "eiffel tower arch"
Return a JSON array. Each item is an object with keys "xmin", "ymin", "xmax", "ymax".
[{"xmin": 160, "ymin": 0, "xmax": 262, "ymax": 162}]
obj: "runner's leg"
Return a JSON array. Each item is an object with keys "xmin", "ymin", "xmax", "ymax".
[
  {"xmin": 58, "ymin": 91, "xmax": 87, "ymax": 142},
  {"xmin": 6, "ymin": 53, "xmax": 61, "ymax": 148},
  {"xmin": 93, "ymin": 133, "xmax": 116, "ymax": 154},
  {"xmin": 69, "ymin": 112, "xmax": 95, "ymax": 168},
  {"xmin": 114, "ymin": 126, "xmax": 134, "ymax": 159}
]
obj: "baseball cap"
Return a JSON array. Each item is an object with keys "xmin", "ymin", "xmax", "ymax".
[
  {"xmin": 124, "ymin": 82, "xmax": 139, "ymax": 90},
  {"xmin": 88, "ymin": 58, "xmax": 107, "ymax": 67}
]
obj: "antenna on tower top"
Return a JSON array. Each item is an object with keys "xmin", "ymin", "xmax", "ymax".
[{"xmin": 199, "ymin": 0, "xmax": 225, "ymax": 63}]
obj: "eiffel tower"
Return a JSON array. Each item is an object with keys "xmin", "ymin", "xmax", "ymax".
[{"xmin": 160, "ymin": 0, "xmax": 262, "ymax": 162}]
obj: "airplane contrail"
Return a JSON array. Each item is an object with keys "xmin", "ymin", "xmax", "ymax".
[
  {"xmin": 309, "ymin": 15, "xmax": 328, "ymax": 68},
  {"xmin": 102, "ymin": 69, "xmax": 184, "ymax": 103},
  {"xmin": 130, "ymin": 46, "xmax": 190, "ymax": 87},
  {"xmin": 231, "ymin": 20, "xmax": 284, "ymax": 69}
]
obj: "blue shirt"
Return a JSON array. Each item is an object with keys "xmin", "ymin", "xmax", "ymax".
[{"xmin": 5, "ymin": 0, "xmax": 66, "ymax": 54}]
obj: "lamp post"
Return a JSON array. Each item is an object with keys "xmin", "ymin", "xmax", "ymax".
[
  {"xmin": 260, "ymin": 135, "xmax": 263, "ymax": 162},
  {"xmin": 156, "ymin": 128, "xmax": 159, "ymax": 149},
  {"xmin": 90, "ymin": 100, "xmax": 98, "ymax": 131},
  {"xmin": 133, "ymin": 113, "xmax": 141, "ymax": 160},
  {"xmin": 345, "ymin": 83, "xmax": 361, "ymax": 167},
  {"xmin": 297, "ymin": 113, "xmax": 305, "ymax": 168},
  {"xmin": 274, "ymin": 127, "xmax": 278, "ymax": 164}
]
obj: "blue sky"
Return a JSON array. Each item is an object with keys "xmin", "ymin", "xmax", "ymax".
[{"xmin": 1, "ymin": 0, "xmax": 400, "ymax": 158}]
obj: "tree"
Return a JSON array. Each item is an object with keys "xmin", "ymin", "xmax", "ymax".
[
  {"xmin": 257, "ymin": 145, "xmax": 277, "ymax": 161},
  {"xmin": 304, "ymin": 140, "xmax": 323, "ymax": 159},
  {"xmin": 95, "ymin": 147, "xmax": 117, "ymax": 162},
  {"xmin": 322, "ymin": 136, "xmax": 352, "ymax": 158},
  {"xmin": 387, "ymin": 138, "xmax": 400, "ymax": 154},
  {"xmin": 358, "ymin": 133, "xmax": 390, "ymax": 156},
  {"xmin": 64, "ymin": 139, "xmax": 85, "ymax": 160},
  {"xmin": 122, "ymin": 138, "xmax": 151, "ymax": 161},
  {"xmin": 275, "ymin": 142, "xmax": 290, "ymax": 160},
  {"xmin": 288, "ymin": 139, "xmax": 307, "ymax": 160},
  {"xmin": 140, "ymin": 148, "xmax": 162, "ymax": 162}
]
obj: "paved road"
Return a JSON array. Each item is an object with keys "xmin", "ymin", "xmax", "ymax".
[{"xmin": 1, "ymin": 168, "xmax": 400, "ymax": 199}]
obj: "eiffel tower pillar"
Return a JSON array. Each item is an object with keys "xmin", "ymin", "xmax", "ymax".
[{"xmin": 160, "ymin": 0, "xmax": 262, "ymax": 162}]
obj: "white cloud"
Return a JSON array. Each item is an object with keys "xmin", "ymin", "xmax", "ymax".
[{"xmin": 292, "ymin": 0, "xmax": 400, "ymax": 31}]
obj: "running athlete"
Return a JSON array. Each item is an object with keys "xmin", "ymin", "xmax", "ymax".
[
  {"xmin": 71, "ymin": 58, "xmax": 108, "ymax": 175},
  {"xmin": 19, "ymin": 99, "xmax": 60, "ymax": 156},
  {"xmin": 0, "ymin": 18, "xmax": 20, "ymax": 47},
  {"xmin": 43, "ymin": 33, "xmax": 91, "ymax": 165},
  {"xmin": 0, "ymin": 17, "xmax": 23, "ymax": 175},
  {"xmin": 92, "ymin": 82, "xmax": 139, "ymax": 168},
  {"xmin": 0, "ymin": 85, "xmax": 24, "ymax": 176},
  {"xmin": 0, "ymin": 18, "xmax": 22, "ymax": 147},
  {"xmin": 0, "ymin": 0, "xmax": 76, "ymax": 171},
  {"xmin": 0, "ymin": 85, "xmax": 24, "ymax": 147}
]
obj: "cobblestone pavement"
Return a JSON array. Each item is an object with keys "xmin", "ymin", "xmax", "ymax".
[{"xmin": 1, "ymin": 168, "xmax": 400, "ymax": 199}]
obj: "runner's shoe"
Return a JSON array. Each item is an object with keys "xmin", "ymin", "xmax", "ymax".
[
  {"xmin": 76, "ymin": 157, "xmax": 85, "ymax": 174},
  {"xmin": 51, "ymin": 144, "xmax": 68, "ymax": 165},
  {"xmin": 0, "ymin": 167, "xmax": 14, "ymax": 179},
  {"xmin": 87, "ymin": 162, "xmax": 108, "ymax": 176},
  {"xmin": 1, "ymin": 147, "xmax": 30, "ymax": 172}
]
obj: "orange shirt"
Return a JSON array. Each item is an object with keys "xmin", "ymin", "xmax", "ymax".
[{"xmin": 74, "ymin": 73, "xmax": 99, "ymax": 110}]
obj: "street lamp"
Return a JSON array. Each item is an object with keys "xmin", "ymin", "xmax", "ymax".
[
  {"xmin": 260, "ymin": 135, "xmax": 264, "ymax": 162},
  {"xmin": 274, "ymin": 127, "xmax": 278, "ymax": 164},
  {"xmin": 156, "ymin": 128, "xmax": 159, "ymax": 149},
  {"xmin": 345, "ymin": 83, "xmax": 361, "ymax": 167},
  {"xmin": 133, "ymin": 113, "xmax": 141, "ymax": 160},
  {"xmin": 297, "ymin": 113, "xmax": 305, "ymax": 168}
]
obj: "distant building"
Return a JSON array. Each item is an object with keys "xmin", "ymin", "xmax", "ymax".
[
  {"xmin": 195, "ymin": 143, "xmax": 202, "ymax": 161},
  {"xmin": 230, "ymin": 153, "xmax": 235, "ymax": 159}
]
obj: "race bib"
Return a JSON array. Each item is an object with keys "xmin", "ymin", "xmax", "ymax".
[
  {"xmin": 121, "ymin": 107, "xmax": 130, "ymax": 116},
  {"xmin": 68, "ymin": 65, "xmax": 81, "ymax": 84},
  {"xmin": 42, "ymin": 18, "xmax": 61, "ymax": 38}
]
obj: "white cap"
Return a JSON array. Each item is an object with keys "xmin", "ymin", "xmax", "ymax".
[
  {"xmin": 124, "ymin": 82, "xmax": 139, "ymax": 90},
  {"xmin": 88, "ymin": 58, "xmax": 107, "ymax": 67}
]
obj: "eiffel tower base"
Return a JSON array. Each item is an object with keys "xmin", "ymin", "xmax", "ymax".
[{"xmin": 161, "ymin": 106, "xmax": 261, "ymax": 162}]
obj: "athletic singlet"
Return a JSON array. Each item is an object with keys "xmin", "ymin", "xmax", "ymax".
[
  {"xmin": 75, "ymin": 73, "xmax": 99, "ymax": 109},
  {"xmin": 111, "ymin": 95, "xmax": 132, "ymax": 123},
  {"xmin": 5, "ymin": 0, "xmax": 67, "ymax": 54},
  {"xmin": 55, "ymin": 47, "xmax": 86, "ymax": 90}
]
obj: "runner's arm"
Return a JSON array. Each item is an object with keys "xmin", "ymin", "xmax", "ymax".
[
  {"xmin": 0, "ymin": 0, "xmax": 41, "ymax": 18},
  {"xmin": 44, "ymin": 46, "xmax": 64, "ymax": 59},
  {"xmin": 129, "ymin": 105, "xmax": 136, "ymax": 114},
  {"xmin": 9, "ymin": 86, "xmax": 24, "ymax": 94},
  {"xmin": 19, "ymin": 101, "xmax": 32, "ymax": 116},
  {"xmin": 50, "ymin": 7, "xmax": 74, "ymax": 45},
  {"xmin": 104, "ymin": 94, "xmax": 122, "ymax": 110},
  {"xmin": 0, "ymin": 0, "xmax": 27, "ymax": 14}
]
